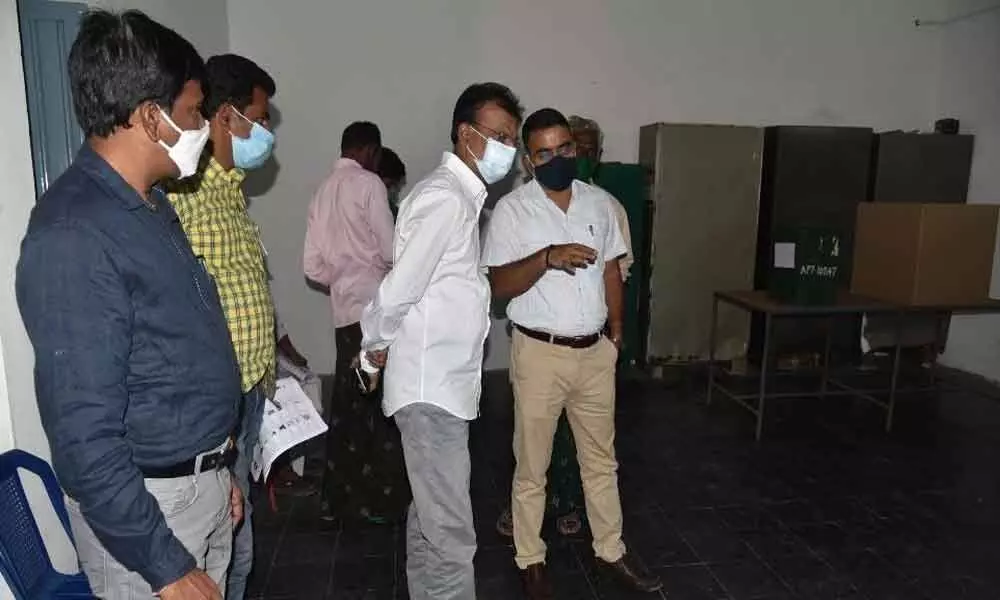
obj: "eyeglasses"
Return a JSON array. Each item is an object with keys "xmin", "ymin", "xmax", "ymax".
[
  {"xmin": 472, "ymin": 122, "xmax": 518, "ymax": 147},
  {"xmin": 534, "ymin": 141, "xmax": 577, "ymax": 165}
]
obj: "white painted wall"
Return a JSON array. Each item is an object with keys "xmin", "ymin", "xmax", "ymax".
[
  {"xmin": 0, "ymin": 0, "xmax": 38, "ymax": 456},
  {"xmin": 935, "ymin": 3, "xmax": 1000, "ymax": 379},
  {"xmin": 0, "ymin": 0, "xmax": 77, "ymax": 584},
  {"xmin": 83, "ymin": 0, "xmax": 230, "ymax": 57},
  {"xmin": 229, "ymin": 0, "xmax": 979, "ymax": 371}
]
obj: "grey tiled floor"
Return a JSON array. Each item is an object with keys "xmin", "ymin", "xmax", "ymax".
[{"xmin": 247, "ymin": 368, "xmax": 1000, "ymax": 599}]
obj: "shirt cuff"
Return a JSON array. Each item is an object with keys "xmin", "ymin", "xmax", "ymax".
[
  {"xmin": 142, "ymin": 536, "xmax": 197, "ymax": 592},
  {"xmin": 358, "ymin": 351, "xmax": 379, "ymax": 374}
]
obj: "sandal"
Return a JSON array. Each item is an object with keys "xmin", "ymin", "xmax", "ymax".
[{"xmin": 556, "ymin": 510, "xmax": 582, "ymax": 536}]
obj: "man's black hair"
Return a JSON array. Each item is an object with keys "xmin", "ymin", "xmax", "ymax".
[
  {"xmin": 450, "ymin": 82, "xmax": 524, "ymax": 144},
  {"xmin": 377, "ymin": 148, "xmax": 406, "ymax": 184},
  {"xmin": 521, "ymin": 108, "xmax": 570, "ymax": 151},
  {"xmin": 202, "ymin": 54, "xmax": 276, "ymax": 118},
  {"xmin": 341, "ymin": 121, "xmax": 381, "ymax": 154},
  {"xmin": 68, "ymin": 9, "xmax": 205, "ymax": 138}
]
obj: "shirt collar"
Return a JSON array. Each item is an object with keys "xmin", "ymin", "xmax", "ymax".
[
  {"xmin": 335, "ymin": 157, "xmax": 362, "ymax": 170},
  {"xmin": 200, "ymin": 156, "xmax": 247, "ymax": 188},
  {"xmin": 74, "ymin": 144, "xmax": 150, "ymax": 211},
  {"xmin": 442, "ymin": 152, "xmax": 487, "ymax": 207},
  {"xmin": 525, "ymin": 178, "xmax": 583, "ymax": 210}
]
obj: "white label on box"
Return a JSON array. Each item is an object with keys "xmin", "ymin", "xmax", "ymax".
[{"xmin": 774, "ymin": 243, "xmax": 796, "ymax": 269}]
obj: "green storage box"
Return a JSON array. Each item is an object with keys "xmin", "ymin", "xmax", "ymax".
[{"xmin": 769, "ymin": 227, "xmax": 844, "ymax": 305}]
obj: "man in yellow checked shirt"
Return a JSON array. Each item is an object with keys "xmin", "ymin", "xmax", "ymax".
[{"xmin": 167, "ymin": 54, "xmax": 278, "ymax": 600}]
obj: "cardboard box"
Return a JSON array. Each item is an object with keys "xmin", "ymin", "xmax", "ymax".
[{"xmin": 851, "ymin": 203, "xmax": 998, "ymax": 305}]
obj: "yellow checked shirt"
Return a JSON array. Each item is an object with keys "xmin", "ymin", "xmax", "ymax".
[{"xmin": 167, "ymin": 157, "xmax": 276, "ymax": 395}]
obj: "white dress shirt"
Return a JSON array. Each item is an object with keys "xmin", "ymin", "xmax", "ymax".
[
  {"xmin": 609, "ymin": 197, "xmax": 634, "ymax": 281},
  {"xmin": 482, "ymin": 179, "xmax": 627, "ymax": 337},
  {"xmin": 360, "ymin": 152, "xmax": 491, "ymax": 420}
]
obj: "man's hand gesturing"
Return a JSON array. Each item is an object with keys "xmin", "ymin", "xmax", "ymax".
[{"xmin": 545, "ymin": 244, "xmax": 597, "ymax": 275}]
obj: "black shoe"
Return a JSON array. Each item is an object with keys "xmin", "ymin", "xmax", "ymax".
[
  {"xmin": 599, "ymin": 554, "xmax": 663, "ymax": 593},
  {"xmin": 519, "ymin": 563, "xmax": 554, "ymax": 600}
]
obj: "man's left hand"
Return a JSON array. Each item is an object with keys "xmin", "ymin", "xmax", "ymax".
[
  {"xmin": 609, "ymin": 331, "xmax": 623, "ymax": 350},
  {"xmin": 230, "ymin": 484, "xmax": 244, "ymax": 525}
]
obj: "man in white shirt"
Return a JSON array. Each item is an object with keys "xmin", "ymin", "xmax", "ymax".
[
  {"xmin": 483, "ymin": 108, "xmax": 662, "ymax": 598},
  {"xmin": 359, "ymin": 82, "xmax": 524, "ymax": 600}
]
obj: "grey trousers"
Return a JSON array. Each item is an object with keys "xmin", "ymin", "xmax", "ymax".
[
  {"xmin": 394, "ymin": 402, "xmax": 477, "ymax": 600},
  {"xmin": 67, "ymin": 468, "xmax": 233, "ymax": 598}
]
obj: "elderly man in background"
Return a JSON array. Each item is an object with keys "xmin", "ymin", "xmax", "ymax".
[{"xmin": 568, "ymin": 115, "xmax": 633, "ymax": 282}]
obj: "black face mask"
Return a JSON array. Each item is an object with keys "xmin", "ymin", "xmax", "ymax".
[{"xmin": 533, "ymin": 155, "xmax": 577, "ymax": 191}]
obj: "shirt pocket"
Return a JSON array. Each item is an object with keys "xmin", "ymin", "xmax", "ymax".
[{"xmin": 570, "ymin": 218, "xmax": 607, "ymax": 263}]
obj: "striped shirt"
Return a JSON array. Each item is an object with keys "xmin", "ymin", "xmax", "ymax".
[{"xmin": 168, "ymin": 157, "xmax": 275, "ymax": 394}]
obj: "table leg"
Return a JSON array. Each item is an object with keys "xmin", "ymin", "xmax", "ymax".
[
  {"xmin": 707, "ymin": 295, "xmax": 719, "ymax": 405},
  {"xmin": 929, "ymin": 311, "xmax": 943, "ymax": 387},
  {"xmin": 887, "ymin": 310, "xmax": 903, "ymax": 433},
  {"xmin": 757, "ymin": 313, "xmax": 772, "ymax": 442},
  {"xmin": 820, "ymin": 315, "xmax": 832, "ymax": 398}
]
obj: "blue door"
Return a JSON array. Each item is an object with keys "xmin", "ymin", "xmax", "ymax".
[{"xmin": 18, "ymin": 0, "xmax": 86, "ymax": 197}]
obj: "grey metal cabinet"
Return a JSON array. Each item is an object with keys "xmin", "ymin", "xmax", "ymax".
[{"xmin": 639, "ymin": 123, "xmax": 764, "ymax": 363}]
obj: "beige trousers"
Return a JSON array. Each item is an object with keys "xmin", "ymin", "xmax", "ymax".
[{"xmin": 510, "ymin": 329, "xmax": 627, "ymax": 569}]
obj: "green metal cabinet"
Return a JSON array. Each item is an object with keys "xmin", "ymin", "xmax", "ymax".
[{"xmin": 593, "ymin": 163, "xmax": 651, "ymax": 371}]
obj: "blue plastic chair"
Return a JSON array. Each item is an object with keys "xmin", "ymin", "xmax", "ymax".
[{"xmin": 0, "ymin": 450, "xmax": 94, "ymax": 599}]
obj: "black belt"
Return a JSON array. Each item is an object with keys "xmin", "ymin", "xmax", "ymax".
[
  {"xmin": 515, "ymin": 324, "xmax": 601, "ymax": 349},
  {"xmin": 139, "ymin": 440, "xmax": 237, "ymax": 479}
]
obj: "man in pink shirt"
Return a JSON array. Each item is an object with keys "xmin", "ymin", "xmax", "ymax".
[
  {"xmin": 305, "ymin": 121, "xmax": 393, "ymax": 326},
  {"xmin": 303, "ymin": 121, "xmax": 410, "ymax": 523}
]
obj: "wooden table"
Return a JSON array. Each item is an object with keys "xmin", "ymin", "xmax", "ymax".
[{"xmin": 707, "ymin": 290, "xmax": 1000, "ymax": 440}]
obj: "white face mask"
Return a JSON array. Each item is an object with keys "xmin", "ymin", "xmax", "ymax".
[
  {"xmin": 467, "ymin": 126, "xmax": 517, "ymax": 185},
  {"xmin": 158, "ymin": 109, "xmax": 210, "ymax": 178}
]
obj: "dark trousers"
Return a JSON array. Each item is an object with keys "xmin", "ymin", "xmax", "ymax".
[{"xmin": 322, "ymin": 323, "xmax": 410, "ymax": 521}]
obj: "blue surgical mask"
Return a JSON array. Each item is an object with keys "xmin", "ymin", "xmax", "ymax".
[
  {"xmin": 468, "ymin": 127, "xmax": 516, "ymax": 184},
  {"xmin": 231, "ymin": 108, "xmax": 275, "ymax": 170}
]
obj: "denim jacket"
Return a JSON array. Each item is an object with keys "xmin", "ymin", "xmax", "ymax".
[{"xmin": 16, "ymin": 146, "xmax": 242, "ymax": 590}]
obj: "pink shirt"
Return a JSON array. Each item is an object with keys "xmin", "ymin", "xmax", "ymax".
[{"xmin": 304, "ymin": 157, "xmax": 394, "ymax": 327}]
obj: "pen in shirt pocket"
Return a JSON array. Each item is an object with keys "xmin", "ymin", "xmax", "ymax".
[{"xmin": 588, "ymin": 224, "xmax": 595, "ymax": 237}]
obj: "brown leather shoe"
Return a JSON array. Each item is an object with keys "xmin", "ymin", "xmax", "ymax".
[
  {"xmin": 519, "ymin": 563, "xmax": 554, "ymax": 599},
  {"xmin": 599, "ymin": 554, "xmax": 663, "ymax": 593}
]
